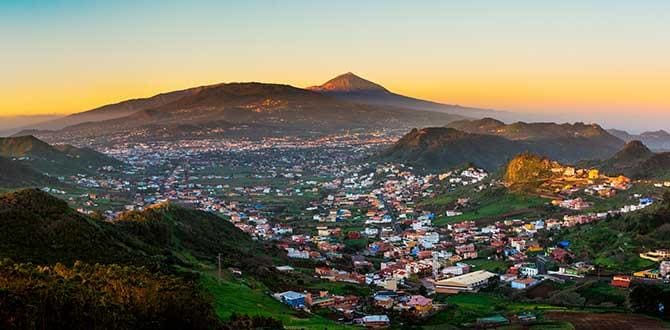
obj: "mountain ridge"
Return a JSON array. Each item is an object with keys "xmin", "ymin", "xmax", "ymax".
[
  {"xmin": 0, "ymin": 135, "xmax": 121, "ymax": 176},
  {"xmin": 19, "ymin": 82, "xmax": 465, "ymax": 141},
  {"xmin": 308, "ymin": 72, "xmax": 501, "ymax": 118},
  {"xmin": 607, "ymin": 128, "xmax": 670, "ymax": 151},
  {"xmin": 382, "ymin": 122, "xmax": 625, "ymax": 172}
]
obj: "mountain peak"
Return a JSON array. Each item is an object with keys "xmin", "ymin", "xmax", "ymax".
[
  {"xmin": 308, "ymin": 72, "xmax": 390, "ymax": 94},
  {"xmin": 613, "ymin": 140, "xmax": 653, "ymax": 161}
]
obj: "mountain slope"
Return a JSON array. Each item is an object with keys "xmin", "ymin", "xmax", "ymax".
[
  {"xmin": 308, "ymin": 72, "xmax": 499, "ymax": 118},
  {"xmin": 18, "ymin": 87, "xmax": 205, "ymax": 131},
  {"xmin": 0, "ymin": 189, "xmax": 275, "ymax": 271},
  {"xmin": 503, "ymin": 153, "xmax": 562, "ymax": 190},
  {"xmin": 582, "ymin": 140, "xmax": 670, "ymax": 178},
  {"xmin": 0, "ymin": 157, "xmax": 55, "ymax": 189},
  {"xmin": 588, "ymin": 140, "xmax": 654, "ymax": 176},
  {"xmin": 608, "ymin": 128, "xmax": 670, "ymax": 151},
  {"xmin": 114, "ymin": 203, "xmax": 275, "ymax": 272},
  {"xmin": 383, "ymin": 121, "xmax": 624, "ymax": 172},
  {"xmin": 37, "ymin": 82, "xmax": 463, "ymax": 140},
  {"xmin": 381, "ymin": 127, "xmax": 526, "ymax": 171},
  {"xmin": 448, "ymin": 118, "xmax": 624, "ymax": 162},
  {"xmin": 0, "ymin": 189, "xmax": 146, "ymax": 265},
  {"xmin": 0, "ymin": 135, "xmax": 120, "ymax": 176}
]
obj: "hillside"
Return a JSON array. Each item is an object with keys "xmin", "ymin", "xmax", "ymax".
[
  {"xmin": 0, "ymin": 157, "xmax": 54, "ymax": 189},
  {"xmin": 448, "ymin": 118, "xmax": 625, "ymax": 162},
  {"xmin": 583, "ymin": 140, "xmax": 670, "ymax": 179},
  {"xmin": 15, "ymin": 86, "xmax": 204, "ymax": 132},
  {"xmin": 0, "ymin": 260, "xmax": 221, "ymax": 330},
  {"xmin": 0, "ymin": 189, "xmax": 312, "ymax": 328},
  {"xmin": 114, "ymin": 203, "xmax": 275, "ymax": 272},
  {"xmin": 308, "ymin": 72, "xmax": 499, "ymax": 118},
  {"xmin": 381, "ymin": 127, "xmax": 525, "ymax": 171},
  {"xmin": 0, "ymin": 189, "xmax": 275, "ymax": 271},
  {"xmin": 556, "ymin": 191, "xmax": 670, "ymax": 272},
  {"xmin": 0, "ymin": 135, "xmax": 120, "ymax": 176},
  {"xmin": 503, "ymin": 153, "xmax": 562, "ymax": 189},
  {"xmin": 0, "ymin": 189, "xmax": 148, "ymax": 265},
  {"xmin": 31, "ymin": 82, "xmax": 463, "ymax": 140},
  {"xmin": 382, "ymin": 122, "xmax": 624, "ymax": 172}
]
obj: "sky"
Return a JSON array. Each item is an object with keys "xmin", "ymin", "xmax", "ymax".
[{"xmin": 1, "ymin": 0, "xmax": 669, "ymax": 132}]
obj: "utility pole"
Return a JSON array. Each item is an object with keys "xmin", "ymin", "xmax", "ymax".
[{"xmin": 217, "ymin": 253, "xmax": 222, "ymax": 282}]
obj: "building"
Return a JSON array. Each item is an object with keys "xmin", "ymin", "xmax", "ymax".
[
  {"xmin": 361, "ymin": 315, "xmax": 391, "ymax": 328},
  {"xmin": 634, "ymin": 269, "xmax": 660, "ymax": 279},
  {"xmin": 611, "ymin": 275, "xmax": 632, "ymax": 288},
  {"xmin": 511, "ymin": 277, "xmax": 540, "ymax": 290},
  {"xmin": 435, "ymin": 270, "xmax": 497, "ymax": 294},
  {"xmin": 661, "ymin": 261, "xmax": 670, "ymax": 277},
  {"xmin": 279, "ymin": 291, "xmax": 306, "ymax": 308},
  {"xmin": 407, "ymin": 295, "xmax": 433, "ymax": 314},
  {"xmin": 640, "ymin": 250, "xmax": 670, "ymax": 262},
  {"xmin": 519, "ymin": 264, "xmax": 539, "ymax": 277}
]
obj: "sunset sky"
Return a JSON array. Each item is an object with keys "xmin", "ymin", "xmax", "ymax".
[{"xmin": 2, "ymin": 1, "xmax": 668, "ymax": 131}]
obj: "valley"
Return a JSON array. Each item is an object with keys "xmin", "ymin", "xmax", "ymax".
[
  {"xmin": 2, "ymin": 74, "xmax": 670, "ymax": 330},
  {"xmin": 3, "ymin": 123, "xmax": 670, "ymax": 329}
]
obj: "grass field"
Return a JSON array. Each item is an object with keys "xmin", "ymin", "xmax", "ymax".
[
  {"xmin": 426, "ymin": 293, "xmax": 569, "ymax": 327},
  {"xmin": 201, "ymin": 273, "xmax": 354, "ymax": 329},
  {"xmin": 434, "ymin": 193, "xmax": 548, "ymax": 226},
  {"xmin": 466, "ymin": 258, "xmax": 510, "ymax": 272}
]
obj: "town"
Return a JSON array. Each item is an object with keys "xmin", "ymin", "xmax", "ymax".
[{"xmin": 31, "ymin": 131, "xmax": 670, "ymax": 328}]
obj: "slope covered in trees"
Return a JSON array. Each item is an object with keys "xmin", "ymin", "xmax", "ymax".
[{"xmin": 0, "ymin": 189, "xmax": 285, "ymax": 329}]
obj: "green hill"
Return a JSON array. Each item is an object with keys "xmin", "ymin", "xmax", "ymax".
[
  {"xmin": 0, "ymin": 189, "xmax": 276, "ymax": 272},
  {"xmin": 0, "ymin": 157, "xmax": 55, "ymax": 189},
  {"xmin": 383, "ymin": 122, "xmax": 625, "ymax": 173},
  {"xmin": 555, "ymin": 192, "xmax": 670, "ymax": 272},
  {"xmin": 381, "ymin": 127, "xmax": 525, "ymax": 171},
  {"xmin": 0, "ymin": 135, "xmax": 121, "ymax": 176},
  {"xmin": 448, "ymin": 118, "xmax": 624, "ymax": 162},
  {"xmin": 114, "ymin": 203, "xmax": 276, "ymax": 273},
  {"xmin": 0, "ymin": 189, "xmax": 147, "ymax": 265},
  {"xmin": 0, "ymin": 260, "xmax": 220, "ymax": 330},
  {"xmin": 582, "ymin": 140, "xmax": 670, "ymax": 179}
]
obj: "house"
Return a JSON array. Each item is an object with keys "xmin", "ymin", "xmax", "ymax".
[
  {"xmin": 634, "ymin": 269, "xmax": 660, "ymax": 279},
  {"xmin": 407, "ymin": 295, "xmax": 433, "ymax": 314},
  {"xmin": 435, "ymin": 270, "xmax": 497, "ymax": 294},
  {"xmin": 551, "ymin": 247, "xmax": 573, "ymax": 264},
  {"xmin": 361, "ymin": 315, "xmax": 391, "ymax": 328},
  {"xmin": 661, "ymin": 261, "xmax": 670, "ymax": 277},
  {"xmin": 611, "ymin": 275, "xmax": 631, "ymax": 288},
  {"xmin": 373, "ymin": 294, "xmax": 395, "ymax": 309},
  {"xmin": 275, "ymin": 265, "xmax": 294, "ymax": 272},
  {"xmin": 511, "ymin": 277, "xmax": 540, "ymax": 290},
  {"xmin": 279, "ymin": 291, "xmax": 305, "ymax": 308},
  {"xmin": 518, "ymin": 264, "xmax": 539, "ymax": 277}
]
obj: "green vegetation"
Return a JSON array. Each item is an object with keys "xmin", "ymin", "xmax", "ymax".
[
  {"xmin": 203, "ymin": 273, "xmax": 353, "ymax": 329},
  {"xmin": 576, "ymin": 281, "xmax": 627, "ymax": 306},
  {"xmin": 0, "ymin": 260, "xmax": 220, "ymax": 330},
  {"xmin": 0, "ymin": 156, "xmax": 55, "ymax": 188},
  {"xmin": 434, "ymin": 190, "xmax": 548, "ymax": 225},
  {"xmin": 0, "ymin": 189, "xmax": 299, "ymax": 328},
  {"xmin": 467, "ymin": 258, "xmax": 510, "ymax": 273},
  {"xmin": 0, "ymin": 135, "xmax": 120, "ymax": 176},
  {"xmin": 556, "ymin": 193, "xmax": 670, "ymax": 272},
  {"xmin": 381, "ymin": 127, "xmax": 524, "ymax": 171},
  {"xmin": 426, "ymin": 293, "xmax": 567, "ymax": 327}
]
